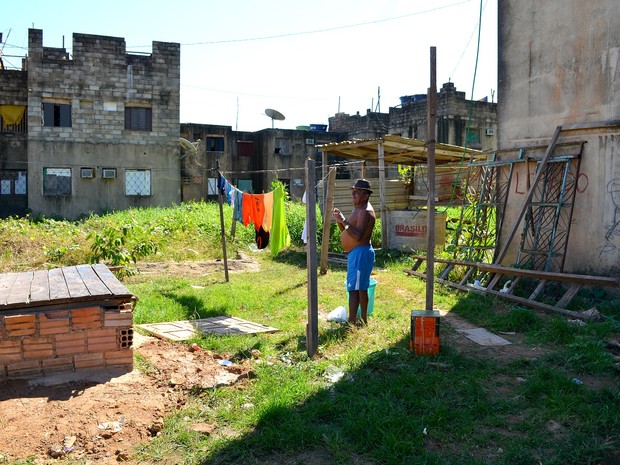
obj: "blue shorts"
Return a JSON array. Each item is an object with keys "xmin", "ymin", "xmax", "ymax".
[{"xmin": 346, "ymin": 245, "xmax": 375, "ymax": 291}]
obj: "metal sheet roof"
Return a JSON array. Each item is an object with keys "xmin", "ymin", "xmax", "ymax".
[{"xmin": 318, "ymin": 134, "xmax": 486, "ymax": 165}]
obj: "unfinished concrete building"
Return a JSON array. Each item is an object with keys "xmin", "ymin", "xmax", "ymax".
[
  {"xmin": 0, "ymin": 29, "xmax": 181, "ymax": 219},
  {"xmin": 497, "ymin": 0, "xmax": 620, "ymax": 278}
]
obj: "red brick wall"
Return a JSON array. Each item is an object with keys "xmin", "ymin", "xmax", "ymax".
[{"xmin": 0, "ymin": 303, "xmax": 133, "ymax": 380}]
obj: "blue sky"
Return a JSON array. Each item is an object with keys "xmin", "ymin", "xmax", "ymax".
[{"xmin": 2, "ymin": 0, "xmax": 497, "ymax": 132}]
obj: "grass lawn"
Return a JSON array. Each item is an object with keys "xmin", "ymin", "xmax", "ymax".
[{"xmin": 1, "ymin": 202, "xmax": 619, "ymax": 465}]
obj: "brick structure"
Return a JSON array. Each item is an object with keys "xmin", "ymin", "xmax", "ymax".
[{"xmin": 0, "ymin": 264, "xmax": 134, "ymax": 380}]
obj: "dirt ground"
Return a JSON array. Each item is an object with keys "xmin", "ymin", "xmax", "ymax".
[
  {"xmin": 0, "ymin": 256, "xmax": 617, "ymax": 464},
  {"xmin": 0, "ymin": 333, "xmax": 254, "ymax": 464}
]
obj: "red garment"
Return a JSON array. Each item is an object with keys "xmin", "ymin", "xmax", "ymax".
[{"xmin": 241, "ymin": 193, "xmax": 266, "ymax": 230}]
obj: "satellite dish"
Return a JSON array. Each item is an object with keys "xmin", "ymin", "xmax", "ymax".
[{"xmin": 265, "ymin": 108, "xmax": 285, "ymax": 128}]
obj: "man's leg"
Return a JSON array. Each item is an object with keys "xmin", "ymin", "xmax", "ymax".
[
  {"xmin": 348, "ymin": 290, "xmax": 360, "ymax": 325},
  {"xmin": 358, "ymin": 290, "xmax": 369, "ymax": 325}
]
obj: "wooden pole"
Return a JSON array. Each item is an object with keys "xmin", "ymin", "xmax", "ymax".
[
  {"xmin": 216, "ymin": 161, "xmax": 230, "ymax": 283},
  {"xmin": 426, "ymin": 47, "xmax": 437, "ymax": 311},
  {"xmin": 320, "ymin": 167, "xmax": 337, "ymax": 275},
  {"xmin": 305, "ymin": 158, "xmax": 319, "ymax": 357},
  {"xmin": 378, "ymin": 141, "xmax": 387, "ymax": 249}
]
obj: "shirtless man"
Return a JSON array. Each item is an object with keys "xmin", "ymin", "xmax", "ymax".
[{"xmin": 332, "ymin": 179, "xmax": 376, "ymax": 326}]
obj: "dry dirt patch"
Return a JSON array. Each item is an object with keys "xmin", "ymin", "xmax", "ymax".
[{"xmin": 0, "ymin": 334, "xmax": 253, "ymax": 464}]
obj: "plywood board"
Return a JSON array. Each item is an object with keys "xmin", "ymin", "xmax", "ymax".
[
  {"xmin": 136, "ymin": 316, "xmax": 279, "ymax": 341},
  {"xmin": 458, "ymin": 327, "xmax": 512, "ymax": 346}
]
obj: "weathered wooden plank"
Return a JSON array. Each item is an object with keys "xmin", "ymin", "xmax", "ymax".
[
  {"xmin": 75, "ymin": 264, "xmax": 111, "ymax": 297},
  {"xmin": 458, "ymin": 266, "xmax": 477, "ymax": 286},
  {"xmin": 0, "ymin": 272, "xmax": 19, "ymax": 306},
  {"xmin": 405, "ymin": 269, "xmax": 595, "ymax": 321},
  {"xmin": 486, "ymin": 273, "xmax": 502, "ymax": 291},
  {"xmin": 62, "ymin": 266, "xmax": 90, "ymax": 298},
  {"xmin": 476, "ymin": 263, "xmax": 619, "ymax": 287},
  {"xmin": 438, "ymin": 264, "xmax": 454, "ymax": 280},
  {"xmin": 48, "ymin": 268, "xmax": 70, "ymax": 300},
  {"xmin": 556, "ymin": 283, "xmax": 582, "ymax": 308},
  {"xmin": 29, "ymin": 270, "xmax": 51, "ymax": 303},
  {"xmin": 6, "ymin": 272, "xmax": 34, "ymax": 305},
  {"xmin": 91, "ymin": 263, "xmax": 132, "ymax": 297},
  {"xmin": 528, "ymin": 280, "xmax": 548, "ymax": 301}
]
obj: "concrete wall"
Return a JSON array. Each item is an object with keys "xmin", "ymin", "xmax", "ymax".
[
  {"xmin": 26, "ymin": 29, "xmax": 181, "ymax": 219},
  {"xmin": 0, "ymin": 70, "xmax": 29, "ymax": 217},
  {"xmin": 180, "ymin": 124, "xmax": 346, "ymax": 202},
  {"xmin": 498, "ymin": 0, "xmax": 620, "ymax": 277}
]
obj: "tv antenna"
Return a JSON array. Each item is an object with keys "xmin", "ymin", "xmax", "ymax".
[{"xmin": 265, "ymin": 108, "xmax": 285, "ymax": 128}]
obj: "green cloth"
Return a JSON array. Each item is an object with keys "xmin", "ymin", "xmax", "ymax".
[{"xmin": 269, "ymin": 185, "xmax": 291, "ymax": 256}]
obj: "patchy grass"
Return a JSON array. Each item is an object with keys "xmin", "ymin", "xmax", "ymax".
[{"xmin": 2, "ymin": 203, "xmax": 620, "ymax": 465}]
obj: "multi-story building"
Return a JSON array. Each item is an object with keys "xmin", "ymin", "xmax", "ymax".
[
  {"xmin": 0, "ymin": 29, "xmax": 181, "ymax": 219},
  {"xmin": 179, "ymin": 123, "xmax": 347, "ymax": 201},
  {"xmin": 329, "ymin": 82, "xmax": 497, "ymax": 151}
]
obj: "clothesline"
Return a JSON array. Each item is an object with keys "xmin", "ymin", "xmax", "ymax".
[{"xmin": 218, "ymin": 173, "xmax": 291, "ymax": 256}]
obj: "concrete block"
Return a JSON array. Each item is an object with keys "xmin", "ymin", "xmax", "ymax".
[
  {"xmin": 7, "ymin": 360, "xmax": 42, "ymax": 379},
  {"xmin": 74, "ymin": 352, "xmax": 105, "ymax": 369},
  {"xmin": 105, "ymin": 349, "xmax": 133, "ymax": 367},
  {"xmin": 42, "ymin": 357, "xmax": 75, "ymax": 373}
]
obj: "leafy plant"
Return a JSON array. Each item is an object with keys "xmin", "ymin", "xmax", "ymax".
[{"xmin": 88, "ymin": 223, "xmax": 159, "ymax": 277}]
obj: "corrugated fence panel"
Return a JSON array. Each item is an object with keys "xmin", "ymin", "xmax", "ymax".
[{"xmin": 319, "ymin": 178, "xmax": 409, "ymax": 220}]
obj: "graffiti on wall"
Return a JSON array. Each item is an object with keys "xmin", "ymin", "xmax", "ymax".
[{"xmin": 605, "ymin": 178, "xmax": 620, "ymax": 241}]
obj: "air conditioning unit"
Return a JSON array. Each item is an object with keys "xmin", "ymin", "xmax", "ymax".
[
  {"xmin": 80, "ymin": 167, "xmax": 95, "ymax": 179},
  {"xmin": 305, "ymin": 138, "xmax": 315, "ymax": 145},
  {"xmin": 102, "ymin": 168, "xmax": 117, "ymax": 179},
  {"xmin": 485, "ymin": 128, "xmax": 495, "ymax": 136}
]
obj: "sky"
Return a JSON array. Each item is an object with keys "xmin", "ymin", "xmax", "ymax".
[{"xmin": 2, "ymin": 0, "xmax": 497, "ymax": 132}]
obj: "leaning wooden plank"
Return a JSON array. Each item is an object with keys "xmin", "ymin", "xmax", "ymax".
[
  {"xmin": 528, "ymin": 280, "xmax": 548, "ymax": 301},
  {"xmin": 438, "ymin": 264, "xmax": 455, "ymax": 280},
  {"xmin": 405, "ymin": 269, "xmax": 597, "ymax": 321},
  {"xmin": 458, "ymin": 266, "xmax": 477, "ymax": 286},
  {"xmin": 483, "ymin": 288, "xmax": 592, "ymax": 320},
  {"xmin": 476, "ymin": 263, "xmax": 619, "ymax": 287},
  {"xmin": 556, "ymin": 283, "xmax": 582, "ymax": 309},
  {"xmin": 486, "ymin": 273, "xmax": 503, "ymax": 291}
]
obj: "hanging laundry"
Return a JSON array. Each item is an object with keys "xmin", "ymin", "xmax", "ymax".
[
  {"xmin": 301, "ymin": 191, "xmax": 308, "ymax": 244},
  {"xmin": 233, "ymin": 188, "xmax": 244, "ymax": 223},
  {"xmin": 255, "ymin": 226, "xmax": 270, "ymax": 249},
  {"xmin": 262, "ymin": 191, "xmax": 274, "ymax": 232},
  {"xmin": 241, "ymin": 193, "xmax": 266, "ymax": 230},
  {"xmin": 270, "ymin": 184, "xmax": 291, "ymax": 256}
]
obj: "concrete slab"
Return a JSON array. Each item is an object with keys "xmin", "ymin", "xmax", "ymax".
[{"xmin": 458, "ymin": 327, "xmax": 512, "ymax": 346}]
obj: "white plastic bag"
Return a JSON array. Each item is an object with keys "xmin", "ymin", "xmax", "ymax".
[{"xmin": 327, "ymin": 305, "xmax": 347, "ymax": 323}]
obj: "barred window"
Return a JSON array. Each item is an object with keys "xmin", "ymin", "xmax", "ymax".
[
  {"xmin": 237, "ymin": 140, "xmax": 254, "ymax": 156},
  {"xmin": 125, "ymin": 107, "xmax": 152, "ymax": 131},
  {"xmin": 43, "ymin": 103, "xmax": 72, "ymax": 127},
  {"xmin": 43, "ymin": 168, "xmax": 72, "ymax": 196},
  {"xmin": 206, "ymin": 136, "xmax": 225, "ymax": 152},
  {"xmin": 125, "ymin": 169, "xmax": 151, "ymax": 196}
]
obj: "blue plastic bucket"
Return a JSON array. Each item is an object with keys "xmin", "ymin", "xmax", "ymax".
[{"xmin": 346, "ymin": 279, "xmax": 377, "ymax": 317}]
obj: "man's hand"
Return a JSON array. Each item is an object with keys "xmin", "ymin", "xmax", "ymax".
[{"xmin": 333, "ymin": 208, "xmax": 346, "ymax": 224}]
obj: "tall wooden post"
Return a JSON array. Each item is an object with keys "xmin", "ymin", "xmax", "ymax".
[
  {"xmin": 305, "ymin": 159, "xmax": 319, "ymax": 357},
  {"xmin": 378, "ymin": 141, "xmax": 387, "ymax": 249},
  {"xmin": 320, "ymin": 167, "xmax": 337, "ymax": 275},
  {"xmin": 426, "ymin": 47, "xmax": 437, "ymax": 311},
  {"xmin": 216, "ymin": 161, "xmax": 230, "ymax": 283}
]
